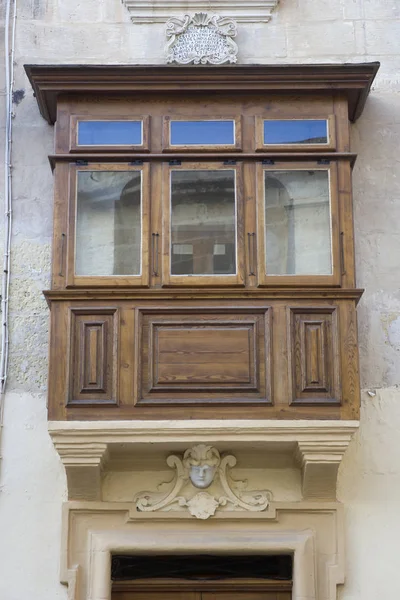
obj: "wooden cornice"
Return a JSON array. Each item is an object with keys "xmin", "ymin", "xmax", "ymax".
[
  {"xmin": 24, "ymin": 62, "xmax": 380, "ymax": 125},
  {"xmin": 43, "ymin": 287, "xmax": 364, "ymax": 307}
]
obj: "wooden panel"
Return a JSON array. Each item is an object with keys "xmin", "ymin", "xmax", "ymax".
[
  {"xmin": 288, "ymin": 307, "xmax": 341, "ymax": 405},
  {"xmin": 203, "ymin": 593, "xmax": 291, "ymax": 600},
  {"xmin": 47, "ymin": 295, "xmax": 360, "ymax": 420},
  {"xmin": 137, "ymin": 308, "xmax": 271, "ymax": 405},
  {"xmin": 68, "ymin": 308, "xmax": 118, "ymax": 405},
  {"xmin": 112, "ymin": 593, "xmax": 198, "ymax": 600},
  {"xmin": 112, "ymin": 579, "xmax": 292, "ymax": 599}
]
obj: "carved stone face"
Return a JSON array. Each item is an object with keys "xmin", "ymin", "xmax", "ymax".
[{"xmin": 189, "ymin": 464, "xmax": 216, "ymax": 489}]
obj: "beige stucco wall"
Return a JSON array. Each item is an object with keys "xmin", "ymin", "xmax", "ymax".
[{"xmin": 0, "ymin": 1, "xmax": 399, "ymax": 599}]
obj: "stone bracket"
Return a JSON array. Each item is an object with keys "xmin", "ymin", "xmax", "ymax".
[
  {"xmin": 50, "ymin": 420, "xmax": 358, "ymax": 502},
  {"xmin": 55, "ymin": 442, "xmax": 109, "ymax": 501},
  {"xmin": 295, "ymin": 440, "xmax": 351, "ymax": 500}
]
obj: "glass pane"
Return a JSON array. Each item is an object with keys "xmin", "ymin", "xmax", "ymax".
[
  {"xmin": 170, "ymin": 170, "xmax": 236, "ymax": 275},
  {"xmin": 77, "ymin": 121, "xmax": 142, "ymax": 146},
  {"xmin": 263, "ymin": 120, "xmax": 328, "ymax": 145},
  {"xmin": 170, "ymin": 120, "xmax": 235, "ymax": 145},
  {"xmin": 75, "ymin": 171, "xmax": 142, "ymax": 276},
  {"xmin": 264, "ymin": 170, "xmax": 332, "ymax": 275}
]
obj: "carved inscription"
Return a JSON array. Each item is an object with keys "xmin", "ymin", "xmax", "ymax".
[{"xmin": 165, "ymin": 13, "xmax": 238, "ymax": 65}]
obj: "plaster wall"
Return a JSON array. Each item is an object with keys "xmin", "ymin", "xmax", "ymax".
[{"xmin": 0, "ymin": 1, "xmax": 399, "ymax": 599}]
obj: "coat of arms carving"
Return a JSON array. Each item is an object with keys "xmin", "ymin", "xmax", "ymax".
[{"xmin": 165, "ymin": 13, "xmax": 238, "ymax": 64}]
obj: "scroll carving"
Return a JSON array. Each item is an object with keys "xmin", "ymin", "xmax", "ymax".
[{"xmin": 134, "ymin": 444, "xmax": 271, "ymax": 519}]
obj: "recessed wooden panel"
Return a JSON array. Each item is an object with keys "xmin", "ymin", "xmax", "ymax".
[
  {"xmin": 289, "ymin": 307, "xmax": 341, "ymax": 405},
  {"xmin": 69, "ymin": 308, "xmax": 118, "ymax": 405},
  {"xmin": 137, "ymin": 308, "xmax": 271, "ymax": 405}
]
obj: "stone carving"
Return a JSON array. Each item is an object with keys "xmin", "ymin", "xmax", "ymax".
[
  {"xmin": 184, "ymin": 444, "xmax": 220, "ymax": 489},
  {"xmin": 134, "ymin": 444, "xmax": 271, "ymax": 519},
  {"xmin": 165, "ymin": 13, "xmax": 238, "ymax": 65}
]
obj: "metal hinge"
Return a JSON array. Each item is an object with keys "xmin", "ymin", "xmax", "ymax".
[
  {"xmin": 129, "ymin": 160, "xmax": 144, "ymax": 165},
  {"xmin": 75, "ymin": 160, "xmax": 88, "ymax": 166},
  {"xmin": 223, "ymin": 160, "xmax": 236, "ymax": 165},
  {"xmin": 169, "ymin": 160, "xmax": 181, "ymax": 166},
  {"xmin": 262, "ymin": 159, "xmax": 275, "ymax": 165},
  {"xmin": 317, "ymin": 159, "xmax": 330, "ymax": 165}
]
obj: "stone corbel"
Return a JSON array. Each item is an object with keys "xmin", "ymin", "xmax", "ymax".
[
  {"xmin": 295, "ymin": 440, "xmax": 351, "ymax": 500},
  {"xmin": 54, "ymin": 442, "xmax": 109, "ymax": 501}
]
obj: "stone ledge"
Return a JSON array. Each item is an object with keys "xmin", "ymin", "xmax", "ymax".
[
  {"xmin": 122, "ymin": 0, "xmax": 280, "ymax": 24},
  {"xmin": 50, "ymin": 420, "xmax": 358, "ymax": 501}
]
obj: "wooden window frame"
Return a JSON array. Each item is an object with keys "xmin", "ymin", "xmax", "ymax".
[
  {"xmin": 255, "ymin": 115, "xmax": 336, "ymax": 152},
  {"xmin": 161, "ymin": 161, "xmax": 245, "ymax": 287},
  {"xmin": 256, "ymin": 161, "xmax": 341, "ymax": 287},
  {"xmin": 162, "ymin": 116, "xmax": 242, "ymax": 153},
  {"xmin": 66, "ymin": 162, "xmax": 150, "ymax": 288},
  {"xmin": 70, "ymin": 115, "xmax": 150, "ymax": 153}
]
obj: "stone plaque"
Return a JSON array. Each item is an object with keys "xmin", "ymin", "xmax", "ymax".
[{"xmin": 165, "ymin": 13, "xmax": 238, "ymax": 64}]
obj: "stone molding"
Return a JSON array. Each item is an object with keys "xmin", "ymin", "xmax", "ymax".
[
  {"xmin": 50, "ymin": 420, "xmax": 359, "ymax": 501},
  {"xmin": 61, "ymin": 501, "xmax": 344, "ymax": 600},
  {"xmin": 122, "ymin": 0, "xmax": 280, "ymax": 24}
]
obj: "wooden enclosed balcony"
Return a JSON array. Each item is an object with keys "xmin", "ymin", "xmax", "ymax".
[{"xmin": 26, "ymin": 62, "xmax": 378, "ymax": 423}]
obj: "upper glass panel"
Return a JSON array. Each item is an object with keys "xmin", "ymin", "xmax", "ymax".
[
  {"xmin": 263, "ymin": 119, "xmax": 328, "ymax": 145},
  {"xmin": 75, "ymin": 170, "xmax": 142, "ymax": 276},
  {"xmin": 170, "ymin": 120, "xmax": 235, "ymax": 146},
  {"xmin": 264, "ymin": 169, "xmax": 332, "ymax": 275},
  {"xmin": 170, "ymin": 169, "xmax": 236, "ymax": 275},
  {"xmin": 77, "ymin": 121, "xmax": 143, "ymax": 146}
]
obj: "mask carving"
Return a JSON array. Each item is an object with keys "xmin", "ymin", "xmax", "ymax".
[{"xmin": 182, "ymin": 445, "xmax": 220, "ymax": 489}]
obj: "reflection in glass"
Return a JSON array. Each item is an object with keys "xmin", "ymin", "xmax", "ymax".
[
  {"xmin": 264, "ymin": 170, "xmax": 331, "ymax": 275},
  {"xmin": 170, "ymin": 121, "xmax": 235, "ymax": 146},
  {"xmin": 78, "ymin": 121, "xmax": 142, "ymax": 146},
  {"xmin": 75, "ymin": 171, "xmax": 142, "ymax": 276},
  {"xmin": 263, "ymin": 120, "xmax": 328, "ymax": 145},
  {"xmin": 170, "ymin": 170, "xmax": 236, "ymax": 275}
]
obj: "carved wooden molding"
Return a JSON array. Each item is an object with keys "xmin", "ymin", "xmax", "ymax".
[
  {"xmin": 122, "ymin": 0, "xmax": 280, "ymax": 24},
  {"xmin": 50, "ymin": 420, "xmax": 358, "ymax": 501}
]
